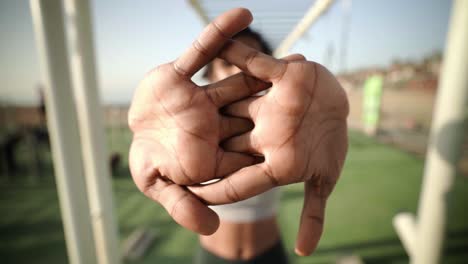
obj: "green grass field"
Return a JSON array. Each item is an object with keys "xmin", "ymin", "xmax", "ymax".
[{"xmin": 1, "ymin": 129, "xmax": 467, "ymax": 263}]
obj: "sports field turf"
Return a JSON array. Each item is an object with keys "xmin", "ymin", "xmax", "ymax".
[{"xmin": 1, "ymin": 130, "xmax": 467, "ymax": 263}]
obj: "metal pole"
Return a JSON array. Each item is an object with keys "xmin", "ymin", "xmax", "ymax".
[
  {"xmin": 188, "ymin": 0, "xmax": 210, "ymax": 24},
  {"xmin": 413, "ymin": 0, "xmax": 468, "ymax": 263},
  {"xmin": 29, "ymin": 0, "xmax": 97, "ymax": 263},
  {"xmin": 274, "ymin": 0, "xmax": 335, "ymax": 57},
  {"xmin": 339, "ymin": 0, "xmax": 352, "ymax": 73},
  {"xmin": 63, "ymin": 0, "xmax": 121, "ymax": 263},
  {"xmin": 393, "ymin": 213, "xmax": 416, "ymax": 258}
]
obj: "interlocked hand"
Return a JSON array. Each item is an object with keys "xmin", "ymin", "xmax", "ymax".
[
  {"xmin": 189, "ymin": 40, "xmax": 349, "ymax": 255},
  {"xmin": 128, "ymin": 8, "xmax": 267, "ymax": 235}
]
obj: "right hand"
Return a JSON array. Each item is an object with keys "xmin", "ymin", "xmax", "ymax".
[
  {"xmin": 128, "ymin": 8, "xmax": 267, "ymax": 235},
  {"xmin": 189, "ymin": 40, "xmax": 349, "ymax": 255}
]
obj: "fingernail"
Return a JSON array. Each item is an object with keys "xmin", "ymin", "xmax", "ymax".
[{"xmin": 295, "ymin": 248, "xmax": 308, "ymax": 257}]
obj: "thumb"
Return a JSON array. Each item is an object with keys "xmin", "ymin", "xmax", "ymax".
[{"xmin": 295, "ymin": 180, "xmax": 328, "ymax": 256}]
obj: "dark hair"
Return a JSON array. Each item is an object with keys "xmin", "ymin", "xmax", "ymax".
[{"xmin": 203, "ymin": 27, "xmax": 272, "ymax": 79}]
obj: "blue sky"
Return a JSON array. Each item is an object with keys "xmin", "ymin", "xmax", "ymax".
[{"xmin": 0, "ymin": 0, "xmax": 451, "ymax": 105}]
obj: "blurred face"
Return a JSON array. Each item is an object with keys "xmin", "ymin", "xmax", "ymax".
[{"xmin": 209, "ymin": 35, "xmax": 263, "ymax": 82}]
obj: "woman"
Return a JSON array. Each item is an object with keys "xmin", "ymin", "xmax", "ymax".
[{"xmin": 194, "ymin": 27, "xmax": 289, "ymax": 264}]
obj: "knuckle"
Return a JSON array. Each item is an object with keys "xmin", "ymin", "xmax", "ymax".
[
  {"xmin": 211, "ymin": 21, "xmax": 228, "ymax": 39},
  {"xmin": 169, "ymin": 192, "xmax": 189, "ymax": 219},
  {"xmin": 270, "ymin": 61, "xmax": 288, "ymax": 81},
  {"xmin": 224, "ymin": 178, "xmax": 241, "ymax": 203},
  {"xmin": 204, "ymin": 86, "xmax": 222, "ymax": 107},
  {"xmin": 245, "ymin": 50, "xmax": 260, "ymax": 70},
  {"xmin": 242, "ymin": 74, "xmax": 256, "ymax": 94},
  {"xmin": 212, "ymin": 87, "xmax": 223, "ymax": 106},
  {"xmin": 192, "ymin": 39, "xmax": 209, "ymax": 57},
  {"xmin": 305, "ymin": 213, "xmax": 324, "ymax": 226},
  {"xmin": 172, "ymin": 61, "xmax": 189, "ymax": 77}
]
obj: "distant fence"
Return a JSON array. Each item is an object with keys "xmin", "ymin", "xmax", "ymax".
[{"xmin": 0, "ymin": 105, "xmax": 129, "ymax": 129}]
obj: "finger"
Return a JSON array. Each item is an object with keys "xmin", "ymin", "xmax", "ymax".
[
  {"xmin": 220, "ymin": 116, "xmax": 253, "ymax": 140},
  {"xmin": 173, "ymin": 8, "xmax": 252, "ymax": 77},
  {"xmin": 189, "ymin": 163, "xmax": 278, "ymax": 205},
  {"xmin": 204, "ymin": 72, "xmax": 270, "ymax": 107},
  {"xmin": 221, "ymin": 132, "xmax": 260, "ymax": 154},
  {"xmin": 215, "ymin": 151, "xmax": 261, "ymax": 178},
  {"xmin": 222, "ymin": 96, "xmax": 260, "ymax": 119},
  {"xmin": 220, "ymin": 40, "xmax": 287, "ymax": 81},
  {"xmin": 231, "ymin": 54, "xmax": 305, "ymax": 97},
  {"xmin": 282, "ymin": 53, "xmax": 306, "ymax": 62},
  {"xmin": 148, "ymin": 177, "xmax": 220, "ymax": 235},
  {"xmin": 295, "ymin": 181, "xmax": 328, "ymax": 256},
  {"xmin": 129, "ymin": 139, "xmax": 219, "ymax": 235}
]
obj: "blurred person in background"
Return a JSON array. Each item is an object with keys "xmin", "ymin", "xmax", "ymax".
[
  {"xmin": 194, "ymin": 27, "xmax": 289, "ymax": 264},
  {"xmin": 362, "ymin": 71, "xmax": 383, "ymax": 136}
]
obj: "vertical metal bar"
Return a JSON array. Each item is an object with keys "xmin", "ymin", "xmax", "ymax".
[
  {"xmin": 29, "ymin": 0, "xmax": 97, "ymax": 263},
  {"xmin": 393, "ymin": 213, "xmax": 416, "ymax": 257},
  {"xmin": 62, "ymin": 0, "xmax": 121, "ymax": 263},
  {"xmin": 339, "ymin": 0, "xmax": 352, "ymax": 72},
  {"xmin": 413, "ymin": 1, "xmax": 468, "ymax": 263}
]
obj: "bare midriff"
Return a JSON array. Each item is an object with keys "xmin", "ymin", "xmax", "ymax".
[{"xmin": 199, "ymin": 216, "xmax": 281, "ymax": 260}]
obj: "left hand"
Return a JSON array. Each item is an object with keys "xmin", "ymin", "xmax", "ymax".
[{"xmin": 128, "ymin": 8, "xmax": 268, "ymax": 235}]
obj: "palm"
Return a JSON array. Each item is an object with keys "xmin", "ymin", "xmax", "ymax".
[
  {"xmin": 129, "ymin": 71, "xmax": 221, "ymax": 186},
  {"xmin": 253, "ymin": 62, "xmax": 348, "ymax": 188},
  {"xmin": 210, "ymin": 61, "xmax": 348, "ymax": 194}
]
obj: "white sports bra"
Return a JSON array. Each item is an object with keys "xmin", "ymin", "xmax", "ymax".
[{"xmin": 209, "ymin": 188, "xmax": 280, "ymax": 222}]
